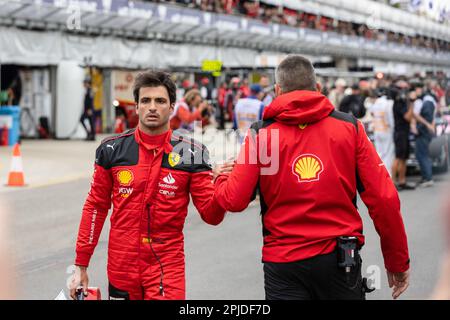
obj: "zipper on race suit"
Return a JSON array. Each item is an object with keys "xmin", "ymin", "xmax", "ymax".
[
  {"xmin": 146, "ymin": 203, "xmax": 151, "ymax": 243},
  {"xmin": 143, "ymin": 148, "xmax": 158, "ymax": 244},
  {"xmin": 146, "ymin": 202, "xmax": 165, "ymax": 296}
]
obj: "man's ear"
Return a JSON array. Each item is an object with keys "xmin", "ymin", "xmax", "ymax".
[
  {"xmin": 316, "ymin": 82, "xmax": 322, "ymax": 93},
  {"xmin": 275, "ymin": 84, "xmax": 282, "ymax": 97},
  {"xmin": 135, "ymin": 103, "xmax": 139, "ymax": 115},
  {"xmin": 170, "ymin": 103, "xmax": 175, "ymax": 115}
]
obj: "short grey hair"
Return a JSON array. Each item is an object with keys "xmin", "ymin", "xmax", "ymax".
[{"xmin": 275, "ymin": 54, "xmax": 317, "ymax": 93}]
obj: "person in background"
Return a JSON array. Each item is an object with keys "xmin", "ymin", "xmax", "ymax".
[
  {"xmin": 428, "ymin": 80, "xmax": 445, "ymax": 114},
  {"xmin": 7, "ymin": 74, "xmax": 22, "ymax": 106},
  {"xmin": 410, "ymin": 83, "xmax": 423, "ymax": 135},
  {"xmin": 363, "ymin": 78, "xmax": 379, "ymax": 111},
  {"xmin": 391, "ymin": 83, "xmax": 415, "ymax": 190},
  {"xmin": 328, "ymin": 78, "xmax": 347, "ymax": 109},
  {"xmin": 216, "ymin": 82, "xmax": 228, "ymax": 130},
  {"xmin": 234, "ymin": 84, "xmax": 265, "ymax": 143},
  {"xmin": 435, "ymin": 82, "xmax": 446, "ymax": 113},
  {"xmin": 260, "ymin": 74, "xmax": 275, "ymax": 107},
  {"xmin": 170, "ymin": 89, "xmax": 209, "ymax": 132},
  {"xmin": 224, "ymin": 77, "xmax": 241, "ymax": 125},
  {"xmin": 79, "ymin": 78, "xmax": 96, "ymax": 141},
  {"xmin": 239, "ymin": 78, "xmax": 250, "ymax": 98},
  {"xmin": 339, "ymin": 84, "xmax": 366, "ymax": 119},
  {"xmin": 369, "ymin": 87, "xmax": 395, "ymax": 176},
  {"xmin": 176, "ymin": 79, "xmax": 191, "ymax": 101},
  {"xmin": 445, "ymin": 83, "xmax": 450, "ymax": 109},
  {"xmin": 413, "ymin": 82, "xmax": 437, "ymax": 187},
  {"xmin": 199, "ymin": 77, "xmax": 213, "ymax": 101}
]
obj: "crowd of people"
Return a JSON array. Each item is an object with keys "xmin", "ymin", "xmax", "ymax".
[
  {"xmin": 326, "ymin": 75, "xmax": 449, "ymax": 189},
  {"xmin": 170, "ymin": 74, "xmax": 274, "ymax": 137},
  {"xmin": 153, "ymin": 0, "xmax": 450, "ymax": 53},
  {"xmin": 168, "ymin": 71, "xmax": 449, "ymax": 192}
]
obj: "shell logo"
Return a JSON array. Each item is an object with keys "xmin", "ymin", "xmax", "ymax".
[
  {"xmin": 117, "ymin": 169, "xmax": 134, "ymax": 186},
  {"xmin": 168, "ymin": 152, "xmax": 181, "ymax": 167},
  {"xmin": 292, "ymin": 154, "xmax": 324, "ymax": 183}
]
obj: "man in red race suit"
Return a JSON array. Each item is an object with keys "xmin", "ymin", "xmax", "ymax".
[{"xmin": 71, "ymin": 70, "xmax": 229, "ymax": 300}]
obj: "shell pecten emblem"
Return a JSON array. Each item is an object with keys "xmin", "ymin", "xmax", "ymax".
[
  {"xmin": 117, "ymin": 169, "xmax": 134, "ymax": 186},
  {"xmin": 292, "ymin": 154, "xmax": 324, "ymax": 183}
]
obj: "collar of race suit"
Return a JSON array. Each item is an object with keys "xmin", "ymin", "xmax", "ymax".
[
  {"xmin": 263, "ymin": 90, "xmax": 335, "ymax": 125},
  {"xmin": 135, "ymin": 128, "xmax": 173, "ymax": 154}
]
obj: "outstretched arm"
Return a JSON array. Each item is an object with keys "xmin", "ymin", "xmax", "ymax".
[
  {"xmin": 190, "ymin": 146, "xmax": 228, "ymax": 225},
  {"xmin": 356, "ymin": 120, "xmax": 409, "ymax": 273},
  {"xmin": 190, "ymin": 170, "xmax": 227, "ymax": 226},
  {"xmin": 214, "ymin": 130, "xmax": 260, "ymax": 212},
  {"xmin": 75, "ymin": 146, "xmax": 113, "ymax": 267},
  {"xmin": 355, "ymin": 120, "xmax": 410, "ymax": 299}
]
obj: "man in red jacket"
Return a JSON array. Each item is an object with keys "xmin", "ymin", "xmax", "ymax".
[
  {"xmin": 70, "ymin": 70, "xmax": 228, "ymax": 300},
  {"xmin": 214, "ymin": 55, "xmax": 410, "ymax": 300}
]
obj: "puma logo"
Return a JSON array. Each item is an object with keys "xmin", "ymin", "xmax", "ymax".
[{"xmin": 107, "ymin": 143, "xmax": 116, "ymax": 152}]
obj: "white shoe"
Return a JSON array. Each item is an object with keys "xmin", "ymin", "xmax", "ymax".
[{"xmin": 419, "ymin": 180, "xmax": 434, "ymax": 187}]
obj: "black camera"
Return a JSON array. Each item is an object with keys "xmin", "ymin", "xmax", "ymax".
[{"xmin": 388, "ymin": 85, "xmax": 408, "ymax": 102}]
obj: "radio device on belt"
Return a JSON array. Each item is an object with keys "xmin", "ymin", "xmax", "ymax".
[
  {"xmin": 337, "ymin": 236, "xmax": 358, "ymax": 273},
  {"xmin": 337, "ymin": 236, "xmax": 375, "ymax": 293}
]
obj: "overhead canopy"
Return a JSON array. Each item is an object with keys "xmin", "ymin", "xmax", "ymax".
[{"xmin": 0, "ymin": 26, "xmax": 262, "ymax": 68}]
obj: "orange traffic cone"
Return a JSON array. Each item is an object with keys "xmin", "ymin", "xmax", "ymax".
[{"xmin": 7, "ymin": 143, "xmax": 25, "ymax": 187}]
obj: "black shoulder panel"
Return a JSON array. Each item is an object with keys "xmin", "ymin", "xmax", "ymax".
[
  {"xmin": 329, "ymin": 110, "xmax": 358, "ymax": 133},
  {"xmin": 250, "ymin": 119, "xmax": 276, "ymax": 134},
  {"xmin": 249, "ymin": 119, "xmax": 276, "ymax": 139},
  {"xmin": 100, "ymin": 129, "xmax": 135, "ymax": 145},
  {"xmin": 96, "ymin": 129, "xmax": 139, "ymax": 169},
  {"xmin": 247, "ymin": 120, "xmax": 275, "ymax": 240},
  {"xmin": 161, "ymin": 134, "xmax": 212, "ymax": 173}
]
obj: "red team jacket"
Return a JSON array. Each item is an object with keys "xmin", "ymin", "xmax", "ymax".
[
  {"xmin": 214, "ymin": 90, "xmax": 410, "ymax": 273},
  {"xmin": 75, "ymin": 128, "xmax": 225, "ymax": 299}
]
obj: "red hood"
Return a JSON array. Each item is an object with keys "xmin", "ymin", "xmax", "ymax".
[{"xmin": 263, "ymin": 90, "xmax": 335, "ymax": 125}]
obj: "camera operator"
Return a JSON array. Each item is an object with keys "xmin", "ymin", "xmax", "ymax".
[{"xmin": 389, "ymin": 81, "xmax": 415, "ymax": 190}]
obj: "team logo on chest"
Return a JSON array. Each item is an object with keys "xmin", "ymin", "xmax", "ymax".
[
  {"xmin": 292, "ymin": 154, "xmax": 324, "ymax": 183},
  {"xmin": 168, "ymin": 152, "xmax": 181, "ymax": 167},
  {"xmin": 117, "ymin": 169, "xmax": 134, "ymax": 198},
  {"xmin": 159, "ymin": 172, "xmax": 178, "ymax": 198},
  {"xmin": 158, "ymin": 172, "xmax": 178, "ymax": 197},
  {"xmin": 163, "ymin": 172, "xmax": 176, "ymax": 184}
]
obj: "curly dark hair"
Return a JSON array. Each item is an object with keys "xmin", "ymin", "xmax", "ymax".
[{"xmin": 133, "ymin": 70, "xmax": 177, "ymax": 105}]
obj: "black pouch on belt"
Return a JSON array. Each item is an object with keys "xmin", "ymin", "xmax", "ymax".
[
  {"xmin": 337, "ymin": 236, "xmax": 375, "ymax": 294},
  {"xmin": 337, "ymin": 236, "xmax": 358, "ymax": 272}
]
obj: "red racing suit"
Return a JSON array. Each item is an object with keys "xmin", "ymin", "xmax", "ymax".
[
  {"xmin": 75, "ymin": 128, "xmax": 226, "ymax": 300},
  {"xmin": 214, "ymin": 90, "xmax": 410, "ymax": 273}
]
